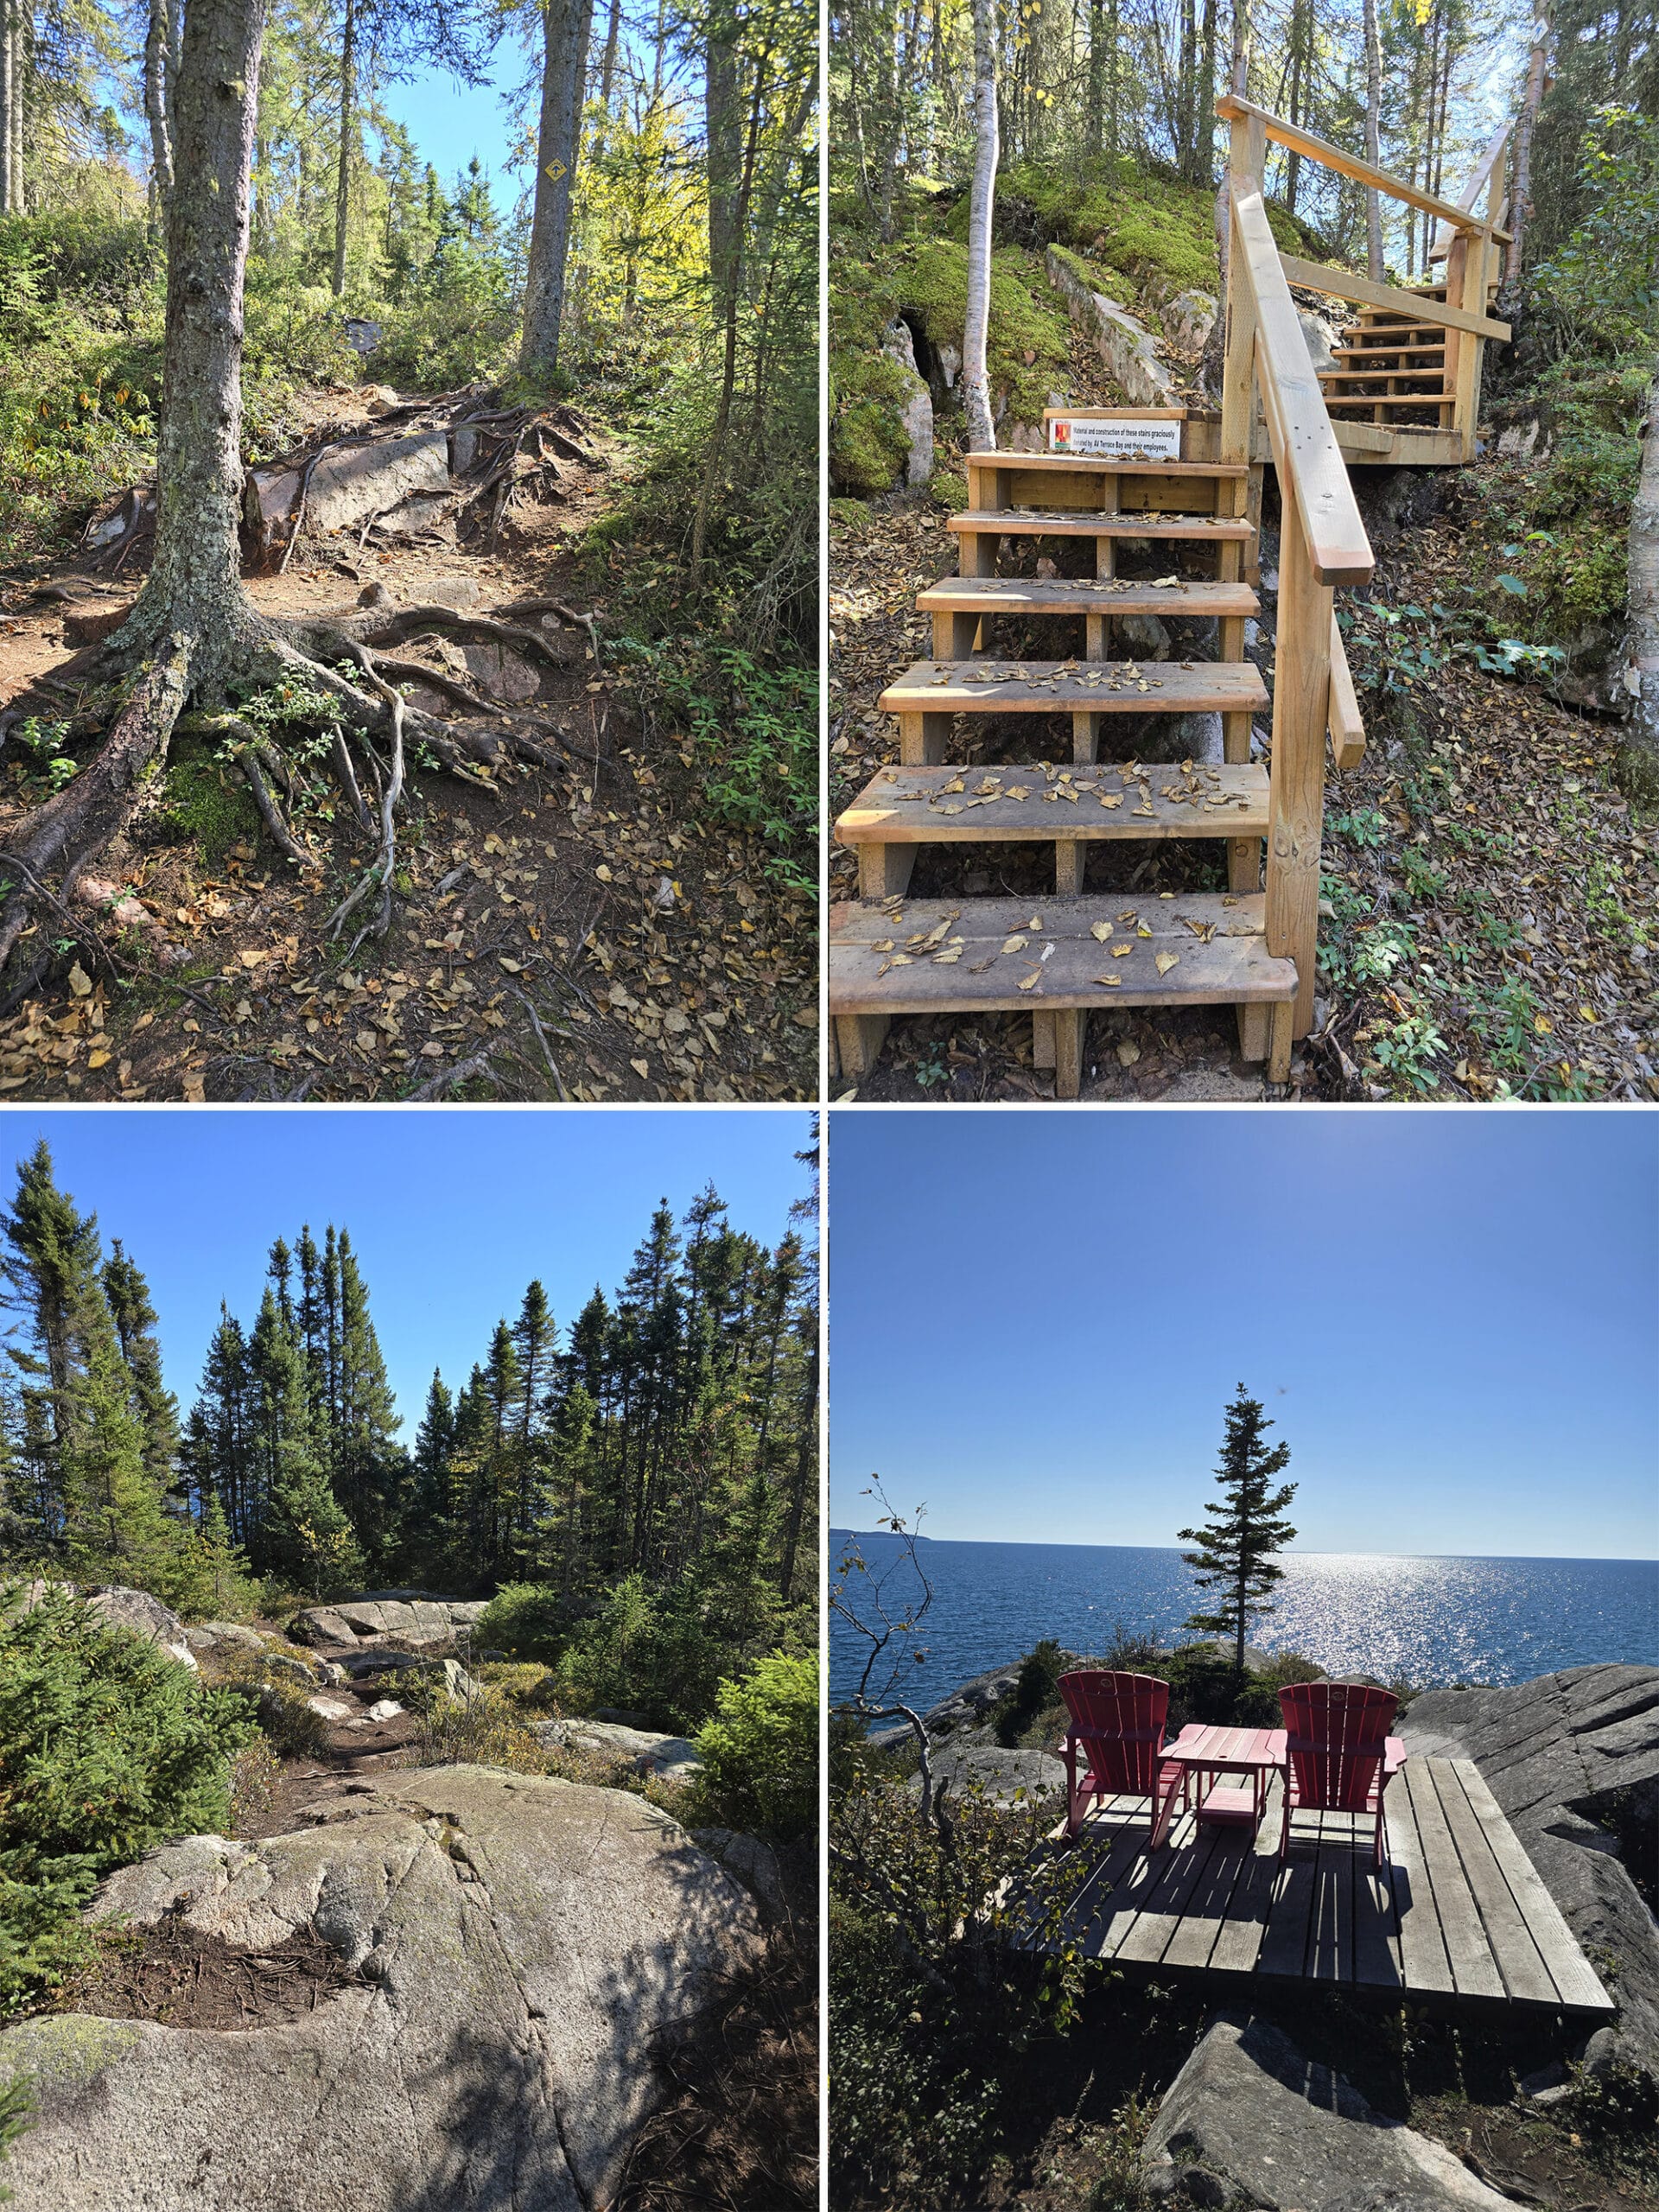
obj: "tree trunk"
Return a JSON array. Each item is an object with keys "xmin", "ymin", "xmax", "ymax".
[
  {"xmin": 1506, "ymin": 7, "xmax": 1549, "ymax": 283},
  {"xmin": 0, "ymin": 0, "xmax": 12, "ymax": 219},
  {"xmin": 0, "ymin": 0, "xmax": 21, "ymax": 217},
  {"xmin": 1197, "ymin": 0, "xmax": 1217, "ymax": 186},
  {"xmin": 332, "ymin": 0, "xmax": 355, "ymax": 297},
  {"xmin": 139, "ymin": 0, "xmax": 268, "ymax": 656},
  {"xmin": 962, "ymin": 0, "xmax": 998, "ymax": 454},
  {"xmin": 520, "ymin": 0, "xmax": 595, "ymax": 375},
  {"xmin": 144, "ymin": 0, "xmax": 175, "ymax": 209},
  {"xmin": 599, "ymin": 0, "xmax": 621, "ymax": 107},
  {"xmin": 1622, "ymin": 369, "xmax": 1659, "ymax": 798},
  {"xmin": 1087, "ymin": 0, "xmax": 1103, "ymax": 154},
  {"xmin": 1363, "ymin": 0, "xmax": 1382, "ymax": 278},
  {"xmin": 690, "ymin": 42, "xmax": 766, "ymax": 575},
  {"xmin": 704, "ymin": 5, "xmax": 743, "ymax": 300}
]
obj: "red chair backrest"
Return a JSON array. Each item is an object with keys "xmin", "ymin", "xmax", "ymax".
[
  {"xmin": 1280, "ymin": 1682, "xmax": 1398, "ymax": 1809},
  {"xmin": 1059, "ymin": 1670, "xmax": 1169, "ymax": 1795}
]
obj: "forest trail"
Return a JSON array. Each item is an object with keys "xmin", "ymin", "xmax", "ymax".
[{"xmin": 0, "ymin": 386, "xmax": 815, "ymax": 1104}]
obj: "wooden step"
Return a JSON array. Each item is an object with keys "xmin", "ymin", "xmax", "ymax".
[
  {"xmin": 1330, "ymin": 344, "xmax": 1447, "ymax": 362},
  {"xmin": 836, "ymin": 758, "xmax": 1269, "ymax": 847},
  {"xmin": 916, "ymin": 578, "xmax": 1260, "ymax": 620},
  {"xmin": 964, "ymin": 450, "xmax": 1249, "ymax": 480},
  {"xmin": 1320, "ymin": 370, "xmax": 1449, "ymax": 386},
  {"xmin": 829, "ymin": 892, "xmax": 1296, "ymax": 1092},
  {"xmin": 1340, "ymin": 322, "xmax": 1453, "ymax": 341},
  {"xmin": 947, "ymin": 509, "xmax": 1255, "ymax": 543},
  {"xmin": 878, "ymin": 657, "xmax": 1268, "ymax": 720}
]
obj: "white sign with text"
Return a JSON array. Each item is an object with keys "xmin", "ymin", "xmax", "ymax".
[{"xmin": 1047, "ymin": 416, "xmax": 1183, "ymax": 461}]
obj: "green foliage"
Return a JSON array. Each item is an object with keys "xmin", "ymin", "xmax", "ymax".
[
  {"xmin": 0, "ymin": 1586, "xmax": 256, "ymax": 2017},
  {"xmin": 0, "ymin": 2069, "xmax": 32, "ymax": 2196},
  {"xmin": 830, "ymin": 1765, "xmax": 1095, "ymax": 2207},
  {"xmin": 158, "ymin": 756, "xmax": 262, "ymax": 866},
  {"xmin": 1530, "ymin": 109, "xmax": 1659, "ymax": 359},
  {"xmin": 690, "ymin": 1649, "xmax": 818, "ymax": 1843},
  {"xmin": 993, "ymin": 1638, "xmax": 1065, "ymax": 1747},
  {"xmin": 474, "ymin": 1583, "xmax": 570, "ymax": 1665},
  {"xmin": 1178, "ymin": 1387, "xmax": 1298, "ymax": 1664},
  {"xmin": 609, "ymin": 638, "xmax": 817, "ymax": 889}
]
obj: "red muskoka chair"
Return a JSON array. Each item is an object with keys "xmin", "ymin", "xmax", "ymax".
[
  {"xmin": 1277, "ymin": 1681, "xmax": 1406, "ymax": 1866},
  {"xmin": 1057, "ymin": 1670, "xmax": 1185, "ymax": 1842}
]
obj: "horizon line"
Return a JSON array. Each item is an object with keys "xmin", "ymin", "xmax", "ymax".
[{"xmin": 830, "ymin": 1527, "xmax": 1658, "ymax": 1567}]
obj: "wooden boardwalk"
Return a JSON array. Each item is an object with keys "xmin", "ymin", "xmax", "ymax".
[{"xmin": 1046, "ymin": 1755, "xmax": 1613, "ymax": 2019}]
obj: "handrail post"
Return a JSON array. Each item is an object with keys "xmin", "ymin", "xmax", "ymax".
[
  {"xmin": 1220, "ymin": 109, "xmax": 1267, "ymax": 944},
  {"xmin": 1267, "ymin": 468, "xmax": 1332, "ymax": 1039}
]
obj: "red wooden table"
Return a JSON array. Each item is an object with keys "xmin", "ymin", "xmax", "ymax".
[{"xmin": 1151, "ymin": 1723, "xmax": 1285, "ymax": 1846}]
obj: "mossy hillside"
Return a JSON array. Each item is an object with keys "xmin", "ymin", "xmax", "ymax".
[
  {"xmin": 1463, "ymin": 355, "xmax": 1646, "ymax": 644},
  {"xmin": 990, "ymin": 154, "xmax": 1321, "ymax": 311},
  {"xmin": 829, "ymin": 228, "xmax": 1072, "ymax": 491}
]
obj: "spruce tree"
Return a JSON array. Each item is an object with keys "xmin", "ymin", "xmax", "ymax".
[
  {"xmin": 261, "ymin": 1319, "xmax": 361, "ymax": 1598},
  {"xmin": 101, "ymin": 1241, "xmax": 182, "ymax": 1497},
  {"xmin": 1178, "ymin": 1387, "xmax": 1299, "ymax": 1670}
]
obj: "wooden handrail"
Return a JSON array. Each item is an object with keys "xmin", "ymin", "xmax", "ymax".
[
  {"xmin": 1430, "ymin": 123, "xmax": 1512, "ymax": 263},
  {"xmin": 1217, "ymin": 92, "xmax": 1512, "ymax": 242},
  {"xmin": 1278, "ymin": 254, "xmax": 1510, "ymax": 341},
  {"xmin": 1231, "ymin": 188, "xmax": 1374, "ymax": 586}
]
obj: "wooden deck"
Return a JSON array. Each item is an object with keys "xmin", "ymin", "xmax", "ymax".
[{"xmin": 1042, "ymin": 1755, "xmax": 1614, "ymax": 2019}]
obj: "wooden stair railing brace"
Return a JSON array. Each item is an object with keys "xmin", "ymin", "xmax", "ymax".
[{"xmin": 829, "ymin": 100, "xmax": 1517, "ymax": 1095}]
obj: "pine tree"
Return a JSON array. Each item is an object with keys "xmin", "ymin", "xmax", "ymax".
[
  {"xmin": 1178, "ymin": 1386, "xmax": 1299, "ymax": 1669},
  {"xmin": 101, "ymin": 1240, "xmax": 181, "ymax": 1497},
  {"xmin": 259, "ymin": 1313, "xmax": 361, "ymax": 1597}
]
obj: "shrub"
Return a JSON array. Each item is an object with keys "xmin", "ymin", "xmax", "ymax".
[
  {"xmin": 0, "ymin": 1586, "xmax": 256, "ymax": 2016},
  {"xmin": 993, "ymin": 1639, "xmax": 1066, "ymax": 1747},
  {"xmin": 474, "ymin": 1582, "xmax": 572, "ymax": 1665},
  {"xmin": 691, "ymin": 1649, "xmax": 819, "ymax": 1843}
]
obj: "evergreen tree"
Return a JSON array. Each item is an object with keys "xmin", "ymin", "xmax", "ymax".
[
  {"xmin": 101, "ymin": 1240, "xmax": 181, "ymax": 1497},
  {"xmin": 1178, "ymin": 1387, "xmax": 1299, "ymax": 1669}
]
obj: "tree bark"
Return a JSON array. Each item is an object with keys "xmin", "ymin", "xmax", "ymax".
[
  {"xmin": 332, "ymin": 0, "xmax": 356, "ymax": 297},
  {"xmin": 1363, "ymin": 0, "xmax": 1382, "ymax": 278},
  {"xmin": 599, "ymin": 0, "xmax": 621, "ymax": 107},
  {"xmin": 1196, "ymin": 0, "xmax": 1217, "ymax": 186},
  {"xmin": 690, "ymin": 36, "xmax": 766, "ymax": 575},
  {"xmin": 0, "ymin": 0, "xmax": 12, "ymax": 219},
  {"xmin": 137, "ymin": 0, "xmax": 269, "ymax": 660},
  {"xmin": 1622, "ymin": 369, "xmax": 1659, "ymax": 797},
  {"xmin": 0, "ymin": 0, "xmax": 21, "ymax": 217},
  {"xmin": 144, "ymin": 0, "xmax": 175, "ymax": 209},
  {"xmin": 962, "ymin": 0, "xmax": 998, "ymax": 454},
  {"xmin": 1507, "ymin": 7, "xmax": 1549, "ymax": 283},
  {"xmin": 520, "ymin": 0, "xmax": 595, "ymax": 374}
]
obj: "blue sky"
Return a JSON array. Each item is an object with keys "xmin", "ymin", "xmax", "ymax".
[
  {"xmin": 828, "ymin": 1111, "xmax": 1659, "ymax": 1561},
  {"xmin": 1, "ymin": 1110, "xmax": 811, "ymax": 1436}
]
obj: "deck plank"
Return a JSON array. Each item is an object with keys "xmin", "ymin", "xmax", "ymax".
[
  {"xmin": 1451, "ymin": 1762, "xmax": 1612, "ymax": 2012},
  {"xmin": 1034, "ymin": 1756, "xmax": 1608, "ymax": 2018},
  {"xmin": 1401, "ymin": 1759, "xmax": 1507, "ymax": 1999},
  {"xmin": 1431, "ymin": 1761, "xmax": 1581, "ymax": 2006}
]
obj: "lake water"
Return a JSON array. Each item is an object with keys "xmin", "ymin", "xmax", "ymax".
[{"xmin": 829, "ymin": 1532, "xmax": 1659, "ymax": 1705}]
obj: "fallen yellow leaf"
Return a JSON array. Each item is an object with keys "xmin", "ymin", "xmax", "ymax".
[
  {"xmin": 1155, "ymin": 952, "xmax": 1179, "ymax": 976},
  {"xmin": 630, "ymin": 1058, "xmax": 650, "ymax": 1077},
  {"xmin": 67, "ymin": 963, "xmax": 92, "ymax": 997}
]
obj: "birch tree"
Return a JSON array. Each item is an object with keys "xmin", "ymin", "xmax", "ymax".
[{"xmin": 962, "ymin": 0, "xmax": 998, "ymax": 454}]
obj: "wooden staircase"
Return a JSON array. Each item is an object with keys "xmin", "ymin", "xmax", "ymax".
[
  {"xmin": 829, "ymin": 96, "xmax": 1520, "ymax": 1098},
  {"xmin": 830, "ymin": 446, "xmax": 1299, "ymax": 1093}
]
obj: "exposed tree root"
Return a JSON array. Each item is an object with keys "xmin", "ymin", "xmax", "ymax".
[{"xmin": 0, "ymin": 597, "xmax": 569, "ymax": 1004}]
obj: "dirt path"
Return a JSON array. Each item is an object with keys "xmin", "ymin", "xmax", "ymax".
[
  {"xmin": 234, "ymin": 1642, "xmax": 429, "ymax": 1840},
  {"xmin": 0, "ymin": 392, "xmax": 815, "ymax": 1102}
]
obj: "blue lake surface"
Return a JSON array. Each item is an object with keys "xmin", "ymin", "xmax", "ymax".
[{"xmin": 829, "ymin": 1532, "xmax": 1659, "ymax": 1705}]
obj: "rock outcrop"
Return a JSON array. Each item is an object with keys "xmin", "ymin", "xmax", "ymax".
[
  {"xmin": 533, "ymin": 1717, "xmax": 702, "ymax": 1782},
  {"xmin": 288, "ymin": 1592, "xmax": 487, "ymax": 1649},
  {"xmin": 880, "ymin": 318, "xmax": 934, "ymax": 487},
  {"xmin": 0, "ymin": 1765, "xmax": 761, "ymax": 2211},
  {"xmin": 1142, "ymin": 2013, "xmax": 1514, "ymax": 2209},
  {"xmin": 1046, "ymin": 246, "xmax": 1182, "ymax": 407},
  {"xmin": 1400, "ymin": 1664, "xmax": 1659, "ymax": 2082},
  {"xmin": 910, "ymin": 1740, "xmax": 1065, "ymax": 1805},
  {"xmin": 14, "ymin": 1583, "xmax": 200, "ymax": 1670}
]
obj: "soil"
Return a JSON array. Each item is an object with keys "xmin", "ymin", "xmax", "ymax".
[
  {"xmin": 829, "ymin": 485, "xmax": 1658, "ymax": 1104},
  {"xmin": 61, "ymin": 1918, "xmax": 362, "ymax": 2032},
  {"xmin": 0, "ymin": 390, "xmax": 815, "ymax": 1102}
]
